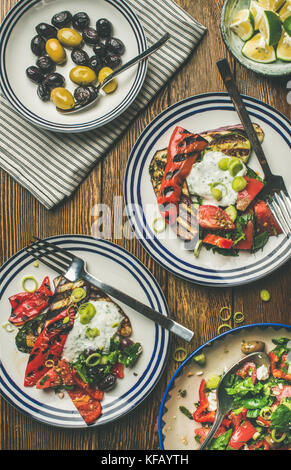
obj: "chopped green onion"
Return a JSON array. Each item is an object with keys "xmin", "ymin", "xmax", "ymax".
[
  {"xmin": 85, "ymin": 327, "xmax": 100, "ymax": 339},
  {"xmin": 33, "ymin": 261, "xmax": 39, "ymax": 268},
  {"xmin": 173, "ymin": 347, "xmax": 187, "ymax": 362},
  {"xmin": 260, "ymin": 407, "xmax": 272, "ymax": 420},
  {"xmin": 71, "ymin": 287, "xmax": 86, "ymax": 303},
  {"xmin": 217, "ymin": 324, "xmax": 232, "ymax": 334},
  {"xmin": 194, "ymin": 240, "xmax": 203, "ymax": 258},
  {"xmin": 152, "ymin": 217, "xmax": 167, "ymax": 234},
  {"xmin": 260, "ymin": 289, "xmax": 270, "ymax": 302},
  {"xmin": 45, "ymin": 359, "xmax": 55, "ymax": 368},
  {"xmin": 78, "ymin": 302, "xmax": 96, "ymax": 318},
  {"xmin": 233, "ymin": 312, "xmax": 245, "ymax": 324},
  {"xmin": 22, "ymin": 276, "xmax": 38, "ymax": 293},
  {"xmin": 179, "ymin": 406, "xmax": 193, "ymax": 420},
  {"xmin": 63, "ymin": 316, "xmax": 70, "ymax": 324},
  {"xmin": 2, "ymin": 323, "xmax": 15, "ymax": 333},
  {"xmin": 85, "ymin": 353, "xmax": 102, "ymax": 367},
  {"xmin": 192, "ymin": 353, "xmax": 206, "ymax": 366},
  {"xmin": 218, "ymin": 306, "xmax": 232, "ymax": 322},
  {"xmin": 271, "ymin": 429, "xmax": 286, "ymax": 443}
]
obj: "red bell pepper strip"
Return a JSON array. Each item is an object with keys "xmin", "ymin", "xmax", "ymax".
[
  {"xmin": 24, "ymin": 306, "xmax": 76, "ymax": 387},
  {"xmin": 158, "ymin": 127, "xmax": 208, "ymax": 225},
  {"xmin": 9, "ymin": 276, "xmax": 53, "ymax": 326},
  {"xmin": 236, "ymin": 362, "xmax": 257, "ymax": 384},
  {"xmin": 229, "ymin": 408, "xmax": 248, "ymax": 430},
  {"xmin": 71, "ymin": 369, "xmax": 104, "ymax": 401},
  {"xmin": 236, "ymin": 177, "xmax": 264, "ymax": 212},
  {"xmin": 203, "ymin": 234, "xmax": 234, "ymax": 250},
  {"xmin": 249, "ymin": 440, "xmax": 270, "ymax": 450},
  {"xmin": 111, "ymin": 363, "xmax": 124, "ymax": 379},
  {"xmin": 198, "ymin": 205, "xmax": 235, "ymax": 231},
  {"xmin": 36, "ymin": 359, "xmax": 74, "ymax": 389},
  {"xmin": 67, "ymin": 388, "xmax": 102, "ymax": 425},
  {"xmin": 228, "ymin": 420, "xmax": 257, "ymax": 450},
  {"xmin": 236, "ymin": 221, "xmax": 254, "ymax": 250},
  {"xmin": 254, "ymin": 200, "xmax": 282, "ymax": 236},
  {"xmin": 193, "ymin": 379, "xmax": 216, "ymax": 423}
]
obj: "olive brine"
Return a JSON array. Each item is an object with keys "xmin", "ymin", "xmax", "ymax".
[{"xmin": 26, "ymin": 11, "xmax": 125, "ymax": 110}]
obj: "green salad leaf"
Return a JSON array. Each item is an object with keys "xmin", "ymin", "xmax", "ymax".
[
  {"xmin": 209, "ymin": 429, "xmax": 232, "ymax": 450},
  {"xmin": 271, "ymin": 404, "xmax": 291, "ymax": 433}
]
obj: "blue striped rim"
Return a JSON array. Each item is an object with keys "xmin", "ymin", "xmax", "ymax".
[
  {"xmin": 124, "ymin": 92, "xmax": 291, "ymax": 286},
  {"xmin": 0, "ymin": 0, "xmax": 147, "ymax": 132},
  {"xmin": 158, "ymin": 322, "xmax": 291, "ymax": 450},
  {"xmin": 0, "ymin": 236, "xmax": 169, "ymax": 428}
]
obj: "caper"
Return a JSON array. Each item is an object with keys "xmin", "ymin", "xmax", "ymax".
[
  {"xmin": 36, "ymin": 55, "xmax": 56, "ymax": 74},
  {"xmin": 74, "ymin": 85, "xmax": 97, "ymax": 105},
  {"xmin": 93, "ymin": 43, "xmax": 107, "ymax": 59},
  {"xmin": 50, "ymin": 87, "xmax": 75, "ymax": 110},
  {"xmin": 37, "ymin": 83, "xmax": 51, "ymax": 102},
  {"xmin": 57, "ymin": 28, "xmax": 83, "ymax": 47},
  {"xmin": 96, "ymin": 18, "xmax": 112, "ymax": 38},
  {"xmin": 72, "ymin": 12, "xmax": 90, "ymax": 31},
  {"xmin": 45, "ymin": 38, "xmax": 67, "ymax": 64},
  {"xmin": 105, "ymin": 37, "xmax": 125, "ymax": 55},
  {"xmin": 51, "ymin": 11, "xmax": 72, "ymax": 29},
  {"xmin": 82, "ymin": 27, "xmax": 99, "ymax": 45},
  {"xmin": 71, "ymin": 48, "xmax": 89, "ymax": 66},
  {"xmin": 88, "ymin": 55, "xmax": 102, "ymax": 73},
  {"xmin": 26, "ymin": 66, "xmax": 44, "ymax": 84},
  {"xmin": 103, "ymin": 54, "xmax": 121, "ymax": 69},
  {"xmin": 36, "ymin": 22, "xmax": 58, "ymax": 39},
  {"xmin": 43, "ymin": 72, "xmax": 65, "ymax": 90},
  {"xmin": 69, "ymin": 66, "xmax": 97, "ymax": 85},
  {"xmin": 30, "ymin": 35, "xmax": 46, "ymax": 56},
  {"xmin": 98, "ymin": 67, "xmax": 117, "ymax": 93}
]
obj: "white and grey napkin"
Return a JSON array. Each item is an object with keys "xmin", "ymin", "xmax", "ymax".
[{"xmin": 0, "ymin": 0, "xmax": 206, "ymax": 210}]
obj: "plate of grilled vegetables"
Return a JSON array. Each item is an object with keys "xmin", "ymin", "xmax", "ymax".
[
  {"xmin": 0, "ymin": 235, "xmax": 169, "ymax": 428},
  {"xmin": 124, "ymin": 92, "xmax": 291, "ymax": 286}
]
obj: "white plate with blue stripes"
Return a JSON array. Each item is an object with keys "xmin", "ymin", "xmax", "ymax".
[
  {"xmin": 0, "ymin": 235, "xmax": 169, "ymax": 428},
  {"xmin": 0, "ymin": 0, "xmax": 147, "ymax": 133},
  {"xmin": 124, "ymin": 92, "xmax": 291, "ymax": 287}
]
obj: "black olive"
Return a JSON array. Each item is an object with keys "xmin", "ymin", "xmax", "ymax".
[
  {"xmin": 98, "ymin": 373, "xmax": 116, "ymax": 391},
  {"xmin": 30, "ymin": 35, "xmax": 46, "ymax": 56},
  {"xmin": 88, "ymin": 55, "xmax": 102, "ymax": 72},
  {"xmin": 87, "ymin": 85, "xmax": 98, "ymax": 101},
  {"xmin": 103, "ymin": 53, "xmax": 121, "ymax": 69},
  {"xmin": 26, "ymin": 66, "xmax": 44, "ymax": 84},
  {"xmin": 36, "ymin": 23, "xmax": 58, "ymax": 39},
  {"xmin": 96, "ymin": 18, "xmax": 112, "ymax": 38},
  {"xmin": 51, "ymin": 11, "xmax": 72, "ymax": 29},
  {"xmin": 36, "ymin": 56, "xmax": 56, "ymax": 74},
  {"xmin": 93, "ymin": 42, "xmax": 106, "ymax": 59},
  {"xmin": 37, "ymin": 83, "xmax": 51, "ymax": 101},
  {"xmin": 43, "ymin": 72, "xmax": 65, "ymax": 90},
  {"xmin": 105, "ymin": 37, "xmax": 125, "ymax": 55},
  {"xmin": 82, "ymin": 27, "xmax": 99, "ymax": 45},
  {"xmin": 72, "ymin": 12, "xmax": 90, "ymax": 31},
  {"xmin": 71, "ymin": 48, "xmax": 89, "ymax": 66},
  {"xmin": 120, "ymin": 337, "xmax": 134, "ymax": 350},
  {"xmin": 74, "ymin": 85, "xmax": 98, "ymax": 105}
]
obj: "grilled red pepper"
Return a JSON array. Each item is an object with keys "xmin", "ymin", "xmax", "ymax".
[
  {"xmin": 228, "ymin": 420, "xmax": 257, "ymax": 450},
  {"xmin": 236, "ymin": 362, "xmax": 257, "ymax": 384},
  {"xmin": 193, "ymin": 379, "xmax": 216, "ymax": 423},
  {"xmin": 72, "ymin": 369, "xmax": 104, "ymax": 401},
  {"xmin": 236, "ymin": 177, "xmax": 264, "ymax": 212},
  {"xmin": 269, "ymin": 352, "xmax": 291, "ymax": 381},
  {"xmin": 111, "ymin": 363, "xmax": 124, "ymax": 379},
  {"xmin": 203, "ymin": 234, "xmax": 234, "ymax": 249},
  {"xmin": 67, "ymin": 388, "xmax": 102, "ymax": 425},
  {"xmin": 24, "ymin": 306, "xmax": 76, "ymax": 387},
  {"xmin": 229, "ymin": 408, "xmax": 248, "ymax": 430},
  {"xmin": 36, "ymin": 359, "xmax": 74, "ymax": 389},
  {"xmin": 9, "ymin": 276, "xmax": 53, "ymax": 326},
  {"xmin": 158, "ymin": 126, "xmax": 208, "ymax": 225}
]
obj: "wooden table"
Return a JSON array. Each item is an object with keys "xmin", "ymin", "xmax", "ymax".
[{"xmin": 0, "ymin": 0, "xmax": 290, "ymax": 451}]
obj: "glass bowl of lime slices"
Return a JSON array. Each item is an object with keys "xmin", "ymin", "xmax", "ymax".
[{"xmin": 221, "ymin": 0, "xmax": 291, "ymax": 77}]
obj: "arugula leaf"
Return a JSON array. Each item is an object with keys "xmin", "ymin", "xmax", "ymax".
[
  {"xmin": 252, "ymin": 231, "xmax": 269, "ymax": 253},
  {"xmin": 118, "ymin": 342, "xmax": 142, "ymax": 368},
  {"xmin": 226, "ymin": 377, "xmax": 263, "ymax": 397},
  {"xmin": 271, "ymin": 404, "xmax": 291, "ymax": 433}
]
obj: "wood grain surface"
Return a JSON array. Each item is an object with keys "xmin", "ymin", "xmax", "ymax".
[{"xmin": 0, "ymin": 0, "xmax": 290, "ymax": 450}]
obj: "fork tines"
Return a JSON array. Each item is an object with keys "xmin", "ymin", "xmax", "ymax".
[
  {"xmin": 268, "ymin": 191, "xmax": 291, "ymax": 238},
  {"xmin": 25, "ymin": 237, "xmax": 73, "ymax": 274}
]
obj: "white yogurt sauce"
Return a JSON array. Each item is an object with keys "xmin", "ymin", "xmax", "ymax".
[
  {"xmin": 186, "ymin": 151, "xmax": 247, "ymax": 207},
  {"xmin": 62, "ymin": 300, "xmax": 123, "ymax": 363}
]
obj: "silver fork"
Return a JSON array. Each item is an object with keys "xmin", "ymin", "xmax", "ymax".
[
  {"xmin": 217, "ymin": 59, "xmax": 291, "ymax": 238},
  {"xmin": 25, "ymin": 237, "xmax": 194, "ymax": 342}
]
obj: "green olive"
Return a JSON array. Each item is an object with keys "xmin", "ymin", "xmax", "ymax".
[
  {"xmin": 45, "ymin": 38, "xmax": 66, "ymax": 64},
  {"xmin": 232, "ymin": 176, "xmax": 247, "ymax": 192},
  {"xmin": 229, "ymin": 157, "xmax": 243, "ymax": 177},
  {"xmin": 57, "ymin": 28, "xmax": 83, "ymax": 47},
  {"xmin": 218, "ymin": 157, "xmax": 230, "ymax": 171},
  {"xmin": 51, "ymin": 87, "xmax": 75, "ymax": 110},
  {"xmin": 98, "ymin": 67, "xmax": 118, "ymax": 93},
  {"xmin": 69, "ymin": 66, "xmax": 97, "ymax": 85}
]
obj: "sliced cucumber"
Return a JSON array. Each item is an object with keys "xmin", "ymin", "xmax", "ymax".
[{"xmin": 225, "ymin": 205, "xmax": 238, "ymax": 222}]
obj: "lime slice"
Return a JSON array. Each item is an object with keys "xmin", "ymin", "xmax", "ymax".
[
  {"xmin": 230, "ymin": 9, "xmax": 255, "ymax": 41},
  {"xmin": 277, "ymin": 30, "xmax": 291, "ymax": 60},
  {"xmin": 250, "ymin": 0, "xmax": 265, "ymax": 29},
  {"xmin": 279, "ymin": 0, "xmax": 291, "ymax": 21},
  {"xmin": 283, "ymin": 15, "xmax": 291, "ymax": 34},
  {"xmin": 257, "ymin": 0, "xmax": 285, "ymax": 11},
  {"xmin": 242, "ymin": 32, "xmax": 276, "ymax": 62},
  {"xmin": 259, "ymin": 10, "xmax": 282, "ymax": 45}
]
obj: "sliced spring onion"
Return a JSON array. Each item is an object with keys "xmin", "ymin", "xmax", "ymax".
[
  {"xmin": 173, "ymin": 347, "xmax": 187, "ymax": 362},
  {"xmin": 217, "ymin": 324, "xmax": 232, "ymax": 334},
  {"xmin": 22, "ymin": 276, "xmax": 38, "ymax": 293},
  {"xmin": 194, "ymin": 240, "xmax": 203, "ymax": 258},
  {"xmin": 260, "ymin": 407, "xmax": 272, "ymax": 420},
  {"xmin": 63, "ymin": 316, "xmax": 70, "ymax": 324},
  {"xmin": 78, "ymin": 302, "xmax": 96, "ymax": 318},
  {"xmin": 2, "ymin": 322, "xmax": 15, "ymax": 333},
  {"xmin": 233, "ymin": 312, "xmax": 245, "ymax": 324},
  {"xmin": 45, "ymin": 359, "xmax": 55, "ymax": 368},
  {"xmin": 33, "ymin": 261, "xmax": 39, "ymax": 268},
  {"xmin": 260, "ymin": 289, "xmax": 270, "ymax": 302},
  {"xmin": 71, "ymin": 287, "xmax": 86, "ymax": 303},
  {"xmin": 152, "ymin": 217, "xmax": 167, "ymax": 234},
  {"xmin": 85, "ymin": 353, "xmax": 101, "ymax": 367},
  {"xmin": 218, "ymin": 306, "xmax": 232, "ymax": 322},
  {"xmin": 271, "ymin": 429, "xmax": 286, "ymax": 443}
]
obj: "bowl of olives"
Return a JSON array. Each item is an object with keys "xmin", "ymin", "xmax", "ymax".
[{"xmin": 0, "ymin": 0, "xmax": 147, "ymax": 132}]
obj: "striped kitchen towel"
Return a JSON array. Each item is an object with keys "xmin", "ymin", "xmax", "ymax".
[{"xmin": 0, "ymin": 0, "xmax": 206, "ymax": 210}]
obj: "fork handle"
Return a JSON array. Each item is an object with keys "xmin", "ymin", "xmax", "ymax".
[
  {"xmin": 217, "ymin": 59, "xmax": 273, "ymax": 181},
  {"xmin": 83, "ymin": 272, "xmax": 194, "ymax": 342}
]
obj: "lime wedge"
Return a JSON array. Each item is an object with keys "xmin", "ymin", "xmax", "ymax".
[
  {"xmin": 230, "ymin": 9, "xmax": 255, "ymax": 41},
  {"xmin": 279, "ymin": 1, "xmax": 291, "ymax": 21},
  {"xmin": 283, "ymin": 15, "xmax": 291, "ymax": 34},
  {"xmin": 257, "ymin": 0, "xmax": 285, "ymax": 11},
  {"xmin": 250, "ymin": 0, "xmax": 265, "ymax": 29},
  {"xmin": 277, "ymin": 31, "xmax": 291, "ymax": 60},
  {"xmin": 242, "ymin": 32, "xmax": 276, "ymax": 62},
  {"xmin": 259, "ymin": 10, "xmax": 282, "ymax": 45}
]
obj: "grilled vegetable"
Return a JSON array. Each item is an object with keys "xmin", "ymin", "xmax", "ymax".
[
  {"xmin": 36, "ymin": 359, "xmax": 74, "ymax": 389},
  {"xmin": 15, "ymin": 313, "xmax": 46, "ymax": 353},
  {"xmin": 48, "ymin": 278, "xmax": 90, "ymax": 317},
  {"xmin": 67, "ymin": 387, "xmax": 102, "ymax": 424}
]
